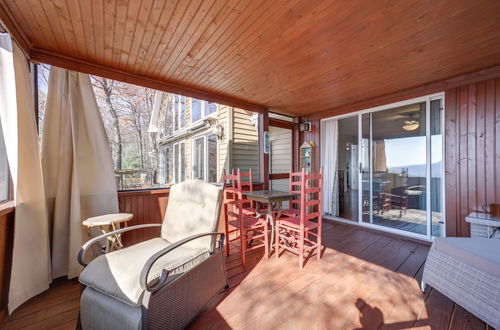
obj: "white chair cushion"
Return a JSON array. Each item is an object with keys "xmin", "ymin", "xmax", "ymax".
[
  {"xmin": 433, "ymin": 237, "xmax": 500, "ymax": 277},
  {"xmin": 79, "ymin": 238, "xmax": 209, "ymax": 307},
  {"xmin": 161, "ymin": 180, "xmax": 222, "ymax": 250}
]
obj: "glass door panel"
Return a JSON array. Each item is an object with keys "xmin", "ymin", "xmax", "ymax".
[
  {"xmin": 361, "ymin": 114, "xmax": 371, "ymax": 223},
  {"xmin": 362, "ymin": 102, "xmax": 428, "ymax": 235},
  {"xmin": 337, "ymin": 115, "xmax": 359, "ymax": 221}
]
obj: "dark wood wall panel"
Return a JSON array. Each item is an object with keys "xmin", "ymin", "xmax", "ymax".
[
  {"xmin": 0, "ymin": 203, "xmax": 14, "ymax": 324},
  {"xmin": 445, "ymin": 78, "xmax": 500, "ymax": 237},
  {"xmin": 118, "ymin": 190, "xmax": 168, "ymax": 246}
]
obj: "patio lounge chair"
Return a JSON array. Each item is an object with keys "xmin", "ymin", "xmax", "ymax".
[
  {"xmin": 421, "ymin": 237, "xmax": 500, "ymax": 329},
  {"xmin": 77, "ymin": 180, "xmax": 228, "ymax": 330}
]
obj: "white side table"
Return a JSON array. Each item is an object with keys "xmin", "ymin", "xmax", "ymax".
[
  {"xmin": 83, "ymin": 213, "xmax": 134, "ymax": 253},
  {"xmin": 465, "ymin": 212, "xmax": 500, "ymax": 238}
]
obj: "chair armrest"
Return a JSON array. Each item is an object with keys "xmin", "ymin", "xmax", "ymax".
[
  {"xmin": 77, "ymin": 223, "xmax": 162, "ymax": 267},
  {"xmin": 139, "ymin": 232, "xmax": 225, "ymax": 293}
]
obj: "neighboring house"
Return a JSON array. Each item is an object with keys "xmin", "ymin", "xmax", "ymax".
[{"xmin": 149, "ymin": 92, "xmax": 260, "ymax": 185}]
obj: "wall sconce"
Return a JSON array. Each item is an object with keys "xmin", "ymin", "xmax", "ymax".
[
  {"xmin": 213, "ymin": 123, "xmax": 224, "ymax": 140},
  {"xmin": 299, "ymin": 121, "xmax": 311, "ymax": 132}
]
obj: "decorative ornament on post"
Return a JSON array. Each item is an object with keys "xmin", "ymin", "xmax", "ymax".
[
  {"xmin": 263, "ymin": 131, "xmax": 270, "ymax": 154},
  {"xmin": 299, "ymin": 121, "xmax": 311, "ymax": 132}
]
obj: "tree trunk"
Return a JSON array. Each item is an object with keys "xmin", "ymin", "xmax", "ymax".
[{"xmin": 102, "ymin": 79, "xmax": 122, "ymax": 169}]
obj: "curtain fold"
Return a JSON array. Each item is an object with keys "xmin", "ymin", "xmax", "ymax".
[
  {"xmin": 42, "ymin": 67, "xmax": 118, "ymax": 279},
  {"xmin": 321, "ymin": 119, "xmax": 339, "ymax": 217},
  {"xmin": 0, "ymin": 34, "xmax": 51, "ymax": 312},
  {"xmin": 373, "ymin": 140, "xmax": 388, "ymax": 172}
]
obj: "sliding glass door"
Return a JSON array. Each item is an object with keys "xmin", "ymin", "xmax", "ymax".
[
  {"xmin": 361, "ymin": 102, "xmax": 428, "ymax": 235},
  {"xmin": 322, "ymin": 94, "xmax": 444, "ymax": 239}
]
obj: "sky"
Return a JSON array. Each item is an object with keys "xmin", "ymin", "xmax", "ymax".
[{"xmin": 385, "ymin": 135, "xmax": 442, "ymax": 168}]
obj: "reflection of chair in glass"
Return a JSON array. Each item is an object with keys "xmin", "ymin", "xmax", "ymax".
[{"xmin": 381, "ymin": 186, "xmax": 408, "ymax": 217}]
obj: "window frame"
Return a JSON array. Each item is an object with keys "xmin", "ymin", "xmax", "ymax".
[
  {"xmin": 172, "ymin": 140, "xmax": 186, "ymax": 183},
  {"xmin": 190, "ymin": 99, "xmax": 217, "ymax": 123},
  {"xmin": 158, "ymin": 146, "xmax": 170, "ymax": 184},
  {"xmin": 191, "ymin": 133, "xmax": 217, "ymax": 182},
  {"xmin": 172, "ymin": 95, "xmax": 186, "ymax": 133},
  {"xmin": 192, "ymin": 135, "xmax": 206, "ymax": 181}
]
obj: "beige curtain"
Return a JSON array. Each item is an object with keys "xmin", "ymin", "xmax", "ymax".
[
  {"xmin": 320, "ymin": 119, "xmax": 339, "ymax": 217},
  {"xmin": 373, "ymin": 140, "xmax": 388, "ymax": 172},
  {"xmin": 0, "ymin": 34, "xmax": 51, "ymax": 312},
  {"xmin": 42, "ymin": 67, "xmax": 118, "ymax": 279}
]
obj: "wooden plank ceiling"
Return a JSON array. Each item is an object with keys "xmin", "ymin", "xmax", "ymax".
[{"xmin": 1, "ymin": 0, "xmax": 500, "ymax": 116}]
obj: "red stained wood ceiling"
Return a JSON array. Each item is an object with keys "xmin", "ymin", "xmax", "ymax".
[{"xmin": 1, "ymin": 0, "xmax": 500, "ymax": 116}]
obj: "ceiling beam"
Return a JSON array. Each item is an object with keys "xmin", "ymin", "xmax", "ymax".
[{"xmin": 30, "ymin": 48, "xmax": 269, "ymax": 114}]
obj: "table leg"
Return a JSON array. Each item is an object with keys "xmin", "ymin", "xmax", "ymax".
[
  {"xmin": 268, "ymin": 202, "xmax": 278, "ymax": 249},
  {"xmin": 111, "ymin": 222, "xmax": 125, "ymax": 249},
  {"xmin": 101, "ymin": 225, "xmax": 111, "ymax": 253}
]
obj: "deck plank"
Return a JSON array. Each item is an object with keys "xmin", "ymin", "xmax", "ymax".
[{"xmin": 1, "ymin": 222, "xmax": 489, "ymax": 330}]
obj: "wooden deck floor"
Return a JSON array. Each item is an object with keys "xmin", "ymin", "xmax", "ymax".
[{"xmin": 2, "ymin": 222, "xmax": 490, "ymax": 330}]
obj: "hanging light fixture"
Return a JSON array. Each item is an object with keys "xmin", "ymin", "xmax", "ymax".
[
  {"xmin": 402, "ymin": 119, "xmax": 419, "ymax": 131},
  {"xmin": 402, "ymin": 112, "xmax": 420, "ymax": 131}
]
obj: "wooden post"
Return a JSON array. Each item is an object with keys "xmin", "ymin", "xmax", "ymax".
[{"xmin": 259, "ymin": 112, "xmax": 269, "ymax": 189}]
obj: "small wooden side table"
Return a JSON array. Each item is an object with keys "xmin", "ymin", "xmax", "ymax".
[{"xmin": 83, "ymin": 213, "xmax": 134, "ymax": 253}]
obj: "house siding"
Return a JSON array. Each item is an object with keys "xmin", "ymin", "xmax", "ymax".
[
  {"xmin": 231, "ymin": 109, "xmax": 260, "ymax": 180},
  {"xmin": 156, "ymin": 93, "xmax": 260, "ymax": 183}
]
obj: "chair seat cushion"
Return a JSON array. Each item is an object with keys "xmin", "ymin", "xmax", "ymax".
[
  {"xmin": 79, "ymin": 238, "xmax": 209, "ymax": 307},
  {"xmin": 433, "ymin": 237, "xmax": 500, "ymax": 278}
]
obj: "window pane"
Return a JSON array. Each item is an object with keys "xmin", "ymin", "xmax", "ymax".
[
  {"xmin": 180, "ymin": 142, "xmax": 185, "ymax": 181},
  {"xmin": 0, "ymin": 121, "xmax": 9, "ymax": 202},
  {"xmin": 193, "ymin": 137, "xmax": 205, "ymax": 180},
  {"xmin": 179, "ymin": 96, "xmax": 186, "ymax": 128},
  {"xmin": 337, "ymin": 115, "xmax": 359, "ymax": 221},
  {"xmin": 174, "ymin": 143, "xmax": 179, "ymax": 183},
  {"xmin": 173, "ymin": 95, "xmax": 179, "ymax": 131},
  {"xmin": 431, "ymin": 99, "xmax": 443, "ymax": 237},
  {"xmin": 208, "ymin": 134, "xmax": 217, "ymax": 182},
  {"xmin": 166, "ymin": 147, "xmax": 171, "ymax": 183},
  {"xmin": 192, "ymin": 99, "xmax": 202, "ymax": 122},
  {"xmin": 206, "ymin": 101, "xmax": 217, "ymax": 115},
  {"xmin": 158, "ymin": 148, "xmax": 166, "ymax": 184}
]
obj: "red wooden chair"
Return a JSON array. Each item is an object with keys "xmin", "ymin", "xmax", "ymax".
[
  {"xmin": 275, "ymin": 168, "xmax": 323, "ymax": 269},
  {"xmin": 280, "ymin": 169, "xmax": 303, "ymax": 217},
  {"xmin": 223, "ymin": 169, "xmax": 268, "ymax": 265}
]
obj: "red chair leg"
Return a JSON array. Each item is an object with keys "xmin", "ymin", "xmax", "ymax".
[
  {"xmin": 224, "ymin": 203, "xmax": 230, "ymax": 257},
  {"xmin": 241, "ymin": 229, "xmax": 246, "ymax": 266},
  {"xmin": 317, "ymin": 225, "xmax": 322, "ymax": 261},
  {"xmin": 275, "ymin": 224, "xmax": 280, "ymax": 259},
  {"xmin": 299, "ymin": 230, "xmax": 304, "ymax": 270},
  {"xmin": 264, "ymin": 222, "xmax": 269, "ymax": 259}
]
